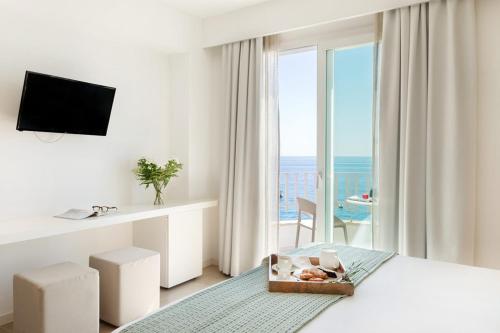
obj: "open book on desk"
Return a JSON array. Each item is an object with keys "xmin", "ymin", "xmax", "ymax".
[{"xmin": 55, "ymin": 209, "xmax": 98, "ymax": 220}]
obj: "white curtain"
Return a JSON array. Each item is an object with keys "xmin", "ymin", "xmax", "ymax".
[
  {"xmin": 219, "ymin": 37, "xmax": 280, "ymax": 276},
  {"xmin": 376, "ymin": 0, "xmax": 477, "ymax": 264},
  {"xmin": 261, "ymin": 36, "xmax": 281, "ymax": 259}
]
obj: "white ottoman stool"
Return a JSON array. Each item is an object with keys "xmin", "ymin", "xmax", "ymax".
[
  {"xmin": 89, "ymin": 246, "xmax": 160, "ymax": 326},
  {"xmin": 13, "ymin": 262, "xmax": 99, "ymax": 333}
]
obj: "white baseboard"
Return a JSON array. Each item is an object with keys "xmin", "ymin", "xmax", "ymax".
[
  {"xmin": 203, "ymin": 258, "xmax": 218, "ymax": 268},
  {"xmin": 0, "ymin": 312, "xmax": 13, "ymax": 326}
]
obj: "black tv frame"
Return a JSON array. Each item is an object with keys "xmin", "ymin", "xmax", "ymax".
[{"xmin": 16, "ymin": 71, "xmax": 116, "ymax": 136}]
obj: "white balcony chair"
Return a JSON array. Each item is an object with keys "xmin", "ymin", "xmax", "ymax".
[
  {"xmin": 334, "ymin": 215, "xmax": 349, "ymax": 245},
  {"xmin": 295, "ymin": 197, "xmax": 349, "ymax": 248},
  {"xmin": 295, "ymin": 197, "xmax": 317, "ymax": 248}
]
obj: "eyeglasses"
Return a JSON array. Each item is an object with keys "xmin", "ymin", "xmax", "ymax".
[{"xmin": 92, "ymin": 205, "xmax": 118, "ymax": 213}]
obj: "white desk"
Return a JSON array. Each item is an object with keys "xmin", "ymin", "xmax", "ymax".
[
  {"xmin": 0, "ymin": 200, "xmax": 217, "ymax": 289},
  {"xmin": 0, "ymin": 200, "xmax": 217, "ymax": 246},
  {"xmin": 0, "ymin": 200, "xmax": 218, "ymax": 325}
]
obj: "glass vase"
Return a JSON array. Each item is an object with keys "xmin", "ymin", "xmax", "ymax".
[{"xmin": 154, "ymin": 190, "xmax": 164, "ymax": 205}]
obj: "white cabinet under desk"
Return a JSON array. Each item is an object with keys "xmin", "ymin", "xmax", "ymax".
[{"xmin": 133, "ymin": 209, "xmax": 204, "ymax": 288}]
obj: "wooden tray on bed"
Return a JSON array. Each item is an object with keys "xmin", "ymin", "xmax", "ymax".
[{"xmin": 268, "ymin": 254, "xmax": 354, "ymax": 296}]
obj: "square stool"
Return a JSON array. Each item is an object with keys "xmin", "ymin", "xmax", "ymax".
[
  {"xmin": 13, "ymin": 262, "xmax": 99, "ymax": 333},
  {"xmin": 89, "ymin": 246, "xmax": 160, "ymax": 326}
]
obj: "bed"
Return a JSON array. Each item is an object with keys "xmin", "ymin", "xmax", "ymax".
[
  {"xmin": 115, "ymin": 245, "xmax": 500, "ymax": 332},
  {"xmin": 301, "ymin": 255, "xmax": 500, "ymax": 332}
]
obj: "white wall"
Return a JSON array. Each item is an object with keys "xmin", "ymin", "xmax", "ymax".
[
  {"xmin": 202, "ymin": 0, "xmax": 427, "ymax": 47},
  {"xmin": 167, "ymin": 46, "xmax": 224, "ymax": 266},
  {"xmin": 190, "ymin": 47, "xmax": 224, "ymax": 265},
  {"xmin": 0, "ymin": 0, "xmax": 202, "ymax": 220},
  {"xmin": 475, "ymin": 0, "xmax": 500, "ymax": 270},
  {"xmin": 0, "ymin": 0, "xmax": 222, "ymax": 324}
]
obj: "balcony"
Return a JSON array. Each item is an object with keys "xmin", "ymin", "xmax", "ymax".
[{"xmin": 278, "ymin": 171, "xmax": 373, "ymax": 251}]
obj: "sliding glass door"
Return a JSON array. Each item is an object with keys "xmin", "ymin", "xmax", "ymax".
[
  {"xmin": 278, "ymin": 47, "xmax": 318, "ymax": 251},
  {"xmin": 276, "ymin": 22, "xmax": 378, "ymax": 250},
  {"xmin": 324, "ymin": 43, "xmax": 377, "ymax": 248}
]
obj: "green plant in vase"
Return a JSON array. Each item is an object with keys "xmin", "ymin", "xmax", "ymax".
[{"xmin": 133, "ymin": 158, "xmax": 182, "ymax": 205}]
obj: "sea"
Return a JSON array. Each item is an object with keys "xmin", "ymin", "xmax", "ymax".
[{"xmin": 279, "ymin": 156, "xmax": 372, "ymax": 222}]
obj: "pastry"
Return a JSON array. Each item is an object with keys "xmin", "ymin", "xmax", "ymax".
[
  {"xmin": 303, "ymin": 268, "xmax": 328, "ymax": 279},
  {"xmin": 309, "ymin": 277, "xmax": 324, "ymax": 282},
  {"xmin": 299, "ymin": 273, "xmax": 313, "ymax": 280}
]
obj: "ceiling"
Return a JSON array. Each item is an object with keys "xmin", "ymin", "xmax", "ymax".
[{"xmin": 160, "ymin": 0, "xmax": 274, "ymax": 18}]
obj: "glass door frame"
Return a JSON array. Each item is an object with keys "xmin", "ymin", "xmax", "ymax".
[
  {"xmin": 317, "ymin": 34, "xmax": 376, "ymax": 243},
  {"xmin": 277, "ymin": 19, "xmax": 377, "ymax": 243}
]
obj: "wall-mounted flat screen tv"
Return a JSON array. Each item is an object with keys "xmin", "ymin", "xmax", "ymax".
[{"xmin": 16, "ymin": 71, "xmax": 116, "ymax": 136}]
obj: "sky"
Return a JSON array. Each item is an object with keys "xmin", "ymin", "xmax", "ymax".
[{"xmin": 278, "ymin": 44, "xmax": 374, "ymax": 157}]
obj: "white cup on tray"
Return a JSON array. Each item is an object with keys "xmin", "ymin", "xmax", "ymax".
[
  {"xmin": 277, "ymin": 255, "xmax": 292, "ymax": 280},
  {"xmin": 319, "ymin": 249, "xmax": 340, "ymax": 270}
]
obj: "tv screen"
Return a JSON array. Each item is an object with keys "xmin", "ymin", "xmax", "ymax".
[{"xmin": 16, "ymin": 71, "xmax": 116, "ymax": 136}]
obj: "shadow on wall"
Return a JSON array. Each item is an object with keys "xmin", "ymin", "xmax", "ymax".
[{"xmin": 0, "ymin": 72, "xmax": 24, "ymax": 121}]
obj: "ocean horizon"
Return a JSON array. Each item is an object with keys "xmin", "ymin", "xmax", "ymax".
[{"xmin": 280, "ymin": 155, "xmax": 372, "ymax": 221}]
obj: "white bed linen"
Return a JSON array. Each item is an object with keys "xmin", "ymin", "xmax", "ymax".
[
  {"xmin": 301, "ymin": 255, "xmax": 500, "ymax": 332},
  {"xmin": 116, "ymin": 255, "xmax": 500, "ymax": 333}
]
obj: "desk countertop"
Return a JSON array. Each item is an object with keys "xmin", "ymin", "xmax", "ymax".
[{"xmin": 0, "ymin": 199, "xmax": 218, "ymax": 246}]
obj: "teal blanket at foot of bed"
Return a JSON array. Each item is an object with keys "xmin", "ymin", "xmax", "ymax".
[{"xmin": 121, "ymin": 244, "xmax": 395, "ymax": 333}]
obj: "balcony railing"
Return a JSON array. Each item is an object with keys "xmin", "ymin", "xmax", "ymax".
[
  {"xmin": 279, "ymin": 172, "xmax": 372, "ymax": 221},
  {"xmin": 280, "ymin": 172, "xmax": 316, "ymax": 212}
]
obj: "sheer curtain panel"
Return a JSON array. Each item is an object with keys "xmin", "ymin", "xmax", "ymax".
[
  {"xmin": 219, "ymin": 37, "xmax": 280, "ymax": 276},
  {"xmin": 376, "ymin": 0, "xmax": 477, "ymax": 264}
]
